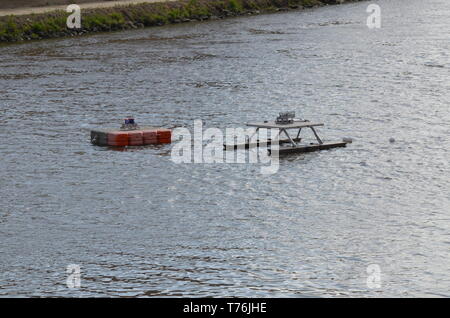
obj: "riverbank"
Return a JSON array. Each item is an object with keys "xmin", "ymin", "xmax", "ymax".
[
  {"xmin": 0, "ymin": 1, "xmax": 177, "ymax": 16},
  {"xmin": 0, "ymin": 0, "xmax": 365, "ymax": 43}
]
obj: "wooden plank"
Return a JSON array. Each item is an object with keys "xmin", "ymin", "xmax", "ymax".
[
  {"xmin": 91, "ymin": 126, "xmax": 159, "ymax": 133},
  {"xmin": 223, "ymin": 138, "xmax": 302, "ymax": 150},
  {"xmin": 269, "ymin": 141, "xmax": 348, "ymax": 155},
  {"xmin": 246, "ymin": 121, "xmax": 324, "ymax": 129}
]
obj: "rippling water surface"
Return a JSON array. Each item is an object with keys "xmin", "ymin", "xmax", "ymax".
[{"xmin": 1, "ymin": 0, "xmax": 449, "ymax": 297}]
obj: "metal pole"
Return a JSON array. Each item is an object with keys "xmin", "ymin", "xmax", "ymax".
[
  {"xmin": 282, "ymin": 129, "xmax": 297, "ymax": 147},
  {"xmin": 310, "ymin": 127, "xmax": 323, "ymax": 144},
  {"xmin": 247, "ymin": 127, "xmax": 259, "ymax": 143}
]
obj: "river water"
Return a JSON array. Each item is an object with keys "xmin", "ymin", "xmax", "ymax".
[{"xmin": 0, "ymin": 0, "xmax": 449, "ymax": 297}]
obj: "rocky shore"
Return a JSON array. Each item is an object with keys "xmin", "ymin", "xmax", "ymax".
[{"xmin": 0, "ymin": 0, "xmax": 365, "ymax": 43}]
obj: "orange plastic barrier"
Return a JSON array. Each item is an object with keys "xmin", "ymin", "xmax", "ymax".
[
  {"xmin": 142, "ymin": 129, "xmax": 158, "ymax": 145},
  {"xmin": 127, "ymin": 130, "xmax": 144, "ymax": 146},
  {"xmin": 92, "ymin": 127, "xmax": 171, "ymax": 147},
  {"xmin": 107, "ymin": 131, "xmax": 129, "ymax": 147},
  {"xmin": 157, "ymin": 128, "xmax": 172, "ymax": 144}
]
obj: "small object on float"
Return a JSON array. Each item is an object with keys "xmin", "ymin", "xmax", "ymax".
[
  {"xmin": 275, "ymin": 111, "xmax": 296, "ymax": 124},
  {"xmin": 121, "ymin": 117, "xmax": 139, "ymax": 130}
]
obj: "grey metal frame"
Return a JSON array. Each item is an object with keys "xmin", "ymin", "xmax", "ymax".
[{"xmin": 246, "ymin": 121, "xmax": 325, "ymax": 147}]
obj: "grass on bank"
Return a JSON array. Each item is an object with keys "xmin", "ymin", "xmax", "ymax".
[{"xmin": 0, "ymin": 0, "xmax": 346, "ymax": 42}]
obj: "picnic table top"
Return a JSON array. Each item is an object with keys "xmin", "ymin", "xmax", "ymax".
[{"xmin": 246, "ymin": 120, "xmax": 324, "ymax": 129}]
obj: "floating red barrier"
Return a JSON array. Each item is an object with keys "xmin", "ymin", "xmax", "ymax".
[
  {"xmin": 127, "ymin": 130, "xmax": 144, "ymax": 146},
  {"xmin": 142, "ymin": 129, "xmax": 158, "ymax": 145},
  {"xmin": 107, "ymin": 131, "xmax": 129, "ymax": 147},
  {"xmin": 91, "ymin": 127, "xmax": 171, "ymax": 147},
  {"xmin": 157, "ymin": 128, "xmax": 172, "ymax": 144}
]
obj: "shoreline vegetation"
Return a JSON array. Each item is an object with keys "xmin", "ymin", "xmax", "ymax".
[{"xmin": 0, "ymin": 0, "xmax": 364, "ymax": 43}]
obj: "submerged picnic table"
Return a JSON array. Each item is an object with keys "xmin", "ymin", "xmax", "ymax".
[
  {"xmin": 246, "ymin": 120, "xmax": 325, "ymax": 147},
  {"xmin": 224, "ymin": 119, "xmax": 348, "ymax": 155}
]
